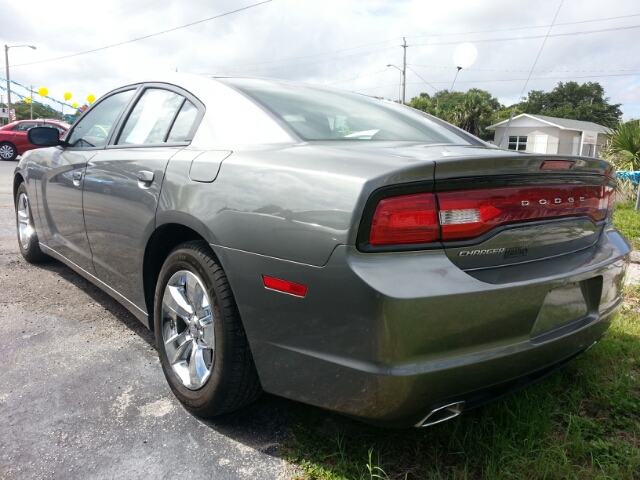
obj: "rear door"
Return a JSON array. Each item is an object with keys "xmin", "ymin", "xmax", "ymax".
[
  {"xmin": 38, "ymin": 89, "xmax": 137, "ymax": 273},
  {"xmin": 82, "ymin": 84, "xmax": 203, "ymax": 311}
]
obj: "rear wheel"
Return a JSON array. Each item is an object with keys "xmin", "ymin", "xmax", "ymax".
[
  {"xmin": 154, "ymin": 240, "xmax": 261, "ymax": 417},
  {"xmin": 0, "ymin": 142, "xmax": 17, "ymax": 161},
  {"xmin": 15, "ymin": 183, "xmax": 47, "ymax": 263}
]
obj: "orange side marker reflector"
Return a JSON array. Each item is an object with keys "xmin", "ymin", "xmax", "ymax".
[{"xmin": 262, "ymin": 275, "xmax": 307, "ymax": 297}]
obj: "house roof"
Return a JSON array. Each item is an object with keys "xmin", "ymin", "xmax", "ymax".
[{"xmin": 486, "ymin": 113, "xmax": 612, "ymax": 134}]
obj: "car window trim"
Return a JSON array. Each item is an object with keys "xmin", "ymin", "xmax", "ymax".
[
  {"xmin": 163, "ymin": 97, "xmax": 187, "ymax": 143},
  {"xmin": 107, "ymin": 82, "xmax": 205, "ymax": 149},
  {"xmin": 63, "ymin": 85, "xmax": 141, "ymax": 151}
]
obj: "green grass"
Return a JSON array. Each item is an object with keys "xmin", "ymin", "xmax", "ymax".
[
  {"xmin": 282, "ymin": 203, "xmax": 640, "ymax": 480},
  {"xmin": 614, "ymin": 200, "xmax": 640, "ymax": 249}
]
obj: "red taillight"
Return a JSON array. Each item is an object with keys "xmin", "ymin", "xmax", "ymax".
[
  {"xmin": 438, "ymin": 185, "xmax": 610, "ymax": 241},
  {"xmin": 262, "ymin": 275, "xmax": 307, "ymax": 297},
  {"xmin": 540, "ymin": 160, "xmax": 574, "ymax": 170},
  {"xmin": 370, "ymin": 193, "xmax": 439, "ymax": 245},
  {"xmin": 368, "ymin": 185, "xmax": 614, "ymax": 245}
]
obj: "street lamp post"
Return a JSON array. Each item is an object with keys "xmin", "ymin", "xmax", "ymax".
[
  {"xmin": 4, "ymin": 44, "xmax": 36, "ymax": 121},
  {"xmin": 387, "ymin": 64, "xmax": 404, "ymax": 104}
]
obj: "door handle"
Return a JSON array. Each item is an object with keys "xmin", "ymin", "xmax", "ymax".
[
  {"xmin": 72, "ymin": 171, "xmax": 83, "ymax": 187},
  {"xmin": 137, "ymin": 170, "xmax": 154, "ymax": 188}
]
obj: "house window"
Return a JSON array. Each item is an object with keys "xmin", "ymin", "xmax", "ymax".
[{"xmin": 508, "ymin": 136, "xmax": 527, "ymax": 151}]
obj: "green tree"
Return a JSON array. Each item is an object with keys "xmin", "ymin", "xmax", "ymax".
[
  {"xmin": 12, "ymin": 100, "xmax": 65, "ymax": 121},
  {"xmin": 601, "ymin": 120, "xmax": 640, "ymax": 171},
  {"xmin": 490, "ymin": 106, "xmax": 523, "ymax": 125},
  {"xmin": 409, "ymin": 89, "xmax": 502, "ymax": 140},
  {"xmin": 518, "ymin": 81, "xmax": 621, "ymax": 126}
]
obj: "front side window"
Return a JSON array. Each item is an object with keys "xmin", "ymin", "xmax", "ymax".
[
  {"xmin": 68, "ymin": 89, "xmax": 135, "ymax": 148},
  {"xmin": 117, "ymin": 89, "xmax": 184, "ymax": 145},
  {"xmin": 220, "ymin": 78, "xmax": 471, "ymax": 144},
  {"xmin": 508, "ymin": 136, "xmax": 528, "ymax": 151}
]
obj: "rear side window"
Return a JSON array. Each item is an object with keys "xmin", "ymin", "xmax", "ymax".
[
  {"xmin": 13, "ymin": 122, "xmax": 38, "ymax": 132},
  {"xmin": 166, "ymin": 100, "xmax": 197, "ymax": 142},
  {"xmin": 117, "ymin": 89, "xmax": 185, "ymax": 145}
]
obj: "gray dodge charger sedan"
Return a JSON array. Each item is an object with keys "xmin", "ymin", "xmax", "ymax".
[{"xmin": 14, "ymin": 74, "xmax": 630, "ymax": 427}]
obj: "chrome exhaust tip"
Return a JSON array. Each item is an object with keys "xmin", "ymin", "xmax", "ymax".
[{"xmin": 416, "ymin": 401, "xmax": 465, "ymax": 427}]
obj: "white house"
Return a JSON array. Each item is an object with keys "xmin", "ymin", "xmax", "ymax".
[{"xmin": 486, "ymin": 114, "xmax": 611, "ymax": 158}]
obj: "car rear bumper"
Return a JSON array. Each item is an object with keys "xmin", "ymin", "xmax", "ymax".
[{"xmin": 214, "ymin": 227, "xmax": 631, "ymax": 428}]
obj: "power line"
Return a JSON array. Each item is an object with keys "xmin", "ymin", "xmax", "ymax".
[
  {"xmin": 30, "ymin": 0, "xmax": 168, "ymax": 42},
  {"xmin": 405, "ymin": 66, "xmax": 438, "ymax": 92},
  {"xmin": 519, "ymin": 0, "xmax": 564, "ymax": 102},
  {"xmin": 352, "ymin": 71, "xmax": 640, "ymax": 92},
  {"xmin": 7, "ymin": 0, "xmax": 273, "ymax": 70},
  {"xmin": 433, "ymin": 72, "xmax": 640, "ymax": 82},
  {"xmin": 202, "ymin": 24, "xmax": 640, "ymax": 75},
  {"xmin": 7, "ymin": 5, "xmax": 637, "ymax": 79},
  {"xmin": 500, "ymin": 0, "xmax": 561, "ymax": 149},
  {"xmin": 191, "ymin": 38, "xmax": 403, "ymax": 70},
  {"xmin": 409, "ymin": 24, "xmax": 640, "ymax": 47},
  {"xmin": 195, "ymin": 45, "xmax": 399, "ymax": 74},
  {"xmin": 325, "ymin": 68, "xmax": 393, "ymax": 86},
  {"xmin": 409, "ymin": 64, "xmax": 640, "ymax": 74},
  {"xmin": 405, "ymin": 13, "xmax": 640, "ymax": 39},
  {"xmin": 193, "ymin": 13, "xmax": 640, "ymax": 73}
]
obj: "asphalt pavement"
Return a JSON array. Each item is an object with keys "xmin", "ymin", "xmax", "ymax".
[{"xmin": 0, "ymin": 159, "xmax": 301, "ymax": 480}]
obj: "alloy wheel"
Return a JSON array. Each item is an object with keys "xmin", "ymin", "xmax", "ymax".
[
  {"xmin": 16, "ymin": 193, "xmax": 34, "ymax": 251},
  {"xmin": 161, "ymin": 270, "xmax": 215, "ymax": 390}
]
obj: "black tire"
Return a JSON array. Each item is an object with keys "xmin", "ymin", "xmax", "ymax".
[
  {"xmin": 0, "ymin": 142, "xmax": 17, "ymax": 161},
  {"xmin": 15, "ymin": 183, "xmax": 48, "ymax": 263},
  {"xmin": 154, "ymin": 240, "xmax": 261, "ymax": 417}
]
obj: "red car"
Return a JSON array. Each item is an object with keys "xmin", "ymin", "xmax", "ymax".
[{"xmin": 0, "ymin": 120, "xmax": 69, "ymax": 161}]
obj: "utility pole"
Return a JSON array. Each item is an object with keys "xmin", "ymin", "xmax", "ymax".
[
  {"xmin": 4, "ymin": 46, "xmax": 11, "ymax": 121},
  {"xmin": 401, "ymin": 37, "xmax": 407, "ymax": 105},
  {"xmin": 4, "ymin": 45, "xmax": 36, "ymax": 122},
  {"xmin": 30, "ymin": 85, "xmax": 33, "ymax": 120}
]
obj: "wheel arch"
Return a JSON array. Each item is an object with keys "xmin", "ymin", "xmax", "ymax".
[
  {"xmin": 143, "ymin": 212, "xmax": 221, "ymax": 329},
  {"xmin": 13, "ymin": 172, "xmax": 25, "ymax": 202}
]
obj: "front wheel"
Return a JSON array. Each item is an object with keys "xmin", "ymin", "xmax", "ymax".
[
  {"xmin": 15, "ymin": 183, "xmax": 48, "ymax": 263},
  {"xmin": 154, "ymin": 240, "xmax": 261, "ymax": 417}
]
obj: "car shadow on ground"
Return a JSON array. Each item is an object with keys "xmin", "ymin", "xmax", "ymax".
[{"xmin": 33, "ymin": 256, "xmax": 344, "ymax": 455}]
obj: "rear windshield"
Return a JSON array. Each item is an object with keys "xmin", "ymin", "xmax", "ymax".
[{"xmin": 220, "ymin": 78, "xmax": 471, "ymax": 144}]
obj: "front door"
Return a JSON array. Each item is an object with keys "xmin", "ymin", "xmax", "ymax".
[
  {"xmin": 38, "ymin": 88, "xmax": 137, "ymax": 273},
  {"xmin": 39, "ymin": 149, "xmax": 98, "ymax": 273},
  {"xmin": 533, "ymin": 134, "xmax": 548, "ymax": 154}
]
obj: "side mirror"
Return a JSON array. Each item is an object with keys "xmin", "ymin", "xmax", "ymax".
[{"xmin": 27, "ymin": 127, "xmax": 61, "ymax": 147}]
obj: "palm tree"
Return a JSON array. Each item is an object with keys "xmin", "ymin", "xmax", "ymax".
[
  {"xmin": 450, "ymin": 90, "xmax": 499, "ymax": 138},
  {"xmin": 603, "ymin": 120, "xmax": 640, "ymax": 171}
]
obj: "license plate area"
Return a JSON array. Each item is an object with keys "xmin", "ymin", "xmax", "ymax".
[{"xmin": 530, "ymin": 276, "xmax": 603, "ymax": 345}]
